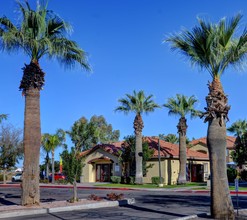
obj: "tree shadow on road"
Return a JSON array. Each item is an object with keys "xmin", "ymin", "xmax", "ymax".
[
  {"xmin": 121, "ymin": 204, "xmax": 187, "ymax": 218},
  {"xmin": 0, "ymin": 197, "xmax": 17, "ymax": 205}
]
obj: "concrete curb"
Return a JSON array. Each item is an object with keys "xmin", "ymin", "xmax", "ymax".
[
  {"xmin": 0, "ymin": 208, "xmax": 48, "ymax": 219},
  {"xmin": 2, "ymin": 183, "xmax": 247, "ymax": 195},
  {"xmin": 174, "ymin": 215, "xmax": 198, "ymax": 220},
  {"xmin": 0, "ymin": 198, "xmax": 135, "ymax": 219},
  {"xmin": 39, "ymin": 186, "xmax": 247, "ymax": 195},
  {"xmin": 173, "ymin": 209, "xmax": 247, "ymax": 220}
]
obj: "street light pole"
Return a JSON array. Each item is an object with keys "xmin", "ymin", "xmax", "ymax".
[{"xmin": 158, "ymin": 138, "xmax": 162, "ymax": 185}]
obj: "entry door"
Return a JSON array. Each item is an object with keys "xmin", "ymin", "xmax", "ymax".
[
  {"xmin": 191, "ymin": 164, "xmax": 204, "ymax": 182},
  {"xmin": 96, "ymin": 164, "xmax": 111, "ymax": 182}
]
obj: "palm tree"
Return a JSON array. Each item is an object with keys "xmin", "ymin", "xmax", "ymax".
[
  {"xmin": 227, "ymin": 119, "xmax": 247, "ymax": 137},
  {"xmin": 227, "ymin": 119, "xmax": 247, "ymax": 170},
  {"xmin": 41, "ymin": 129, "xmax": 66, "ymax": 184},
  {"xmin": 0, "ymin": 114, "xmax": 7, "ymax": 123},
  {"xmin": 163, "ymin": 94, "xmax": 199, "ymax": 184},
  {"xmin": 0, "ymin": 1, "xmax": 90, "ymax": 205},
  {"xmin": 41, "ymin": 133, "xmax": 52, "ymax": 180},
  {"xmin": 166, "ymin": 14, "xmax": 247, "ymax": 219},
  {"xmin": 159, "ymin": 133, "xmax": 179, "ymax": 144},
  {"xmin": 115, "ymin": 90, "xmax": 160, "ymax": 184}
]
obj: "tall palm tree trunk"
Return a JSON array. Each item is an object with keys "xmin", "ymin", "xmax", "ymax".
[
  {"xmin": 45, "ymin": 152, "xmax": 49, "ymax": 179},
  {"xmin": 21, "ymin": 88, "xmax": 41, "ymax": 205},
  {"xmin": 177, "ymin": 117, "xmax": 187, "ymax": 184},
  {"xmin": 205, "ymin": 79, "xmax": 234, "ymax": 219},
  {"xmin": 208, "ymin": 119, "xmax": 234, "ymax": 219},
  {"xmin": 46, "ymin": 163, "xmax": 49, "ymax": 179},
  {"xmin": 52, "ymin": 150, "xmax": 55, "ymax": 184},
  {"xmin": 134, "ymin": 114, "xmax": 144, "ymax": 184}
]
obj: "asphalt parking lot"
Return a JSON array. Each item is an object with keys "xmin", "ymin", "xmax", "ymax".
[{"xmin": 1, "ymin": 184, "xmax": 247, "ymax": 219}]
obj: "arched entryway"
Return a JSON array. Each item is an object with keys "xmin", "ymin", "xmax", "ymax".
[
  {"xmin": 88, "ymin": 156, "xmax": 113, "ymax": 182},
  {"xmin": 96, "ymin": 164, "xmax": 112, "ymax": 182}
]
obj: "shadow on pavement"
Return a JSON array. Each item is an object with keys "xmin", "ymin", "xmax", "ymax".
[
  {"xmin": 122, "ymin": 204, "xmax": 187, "ymax": 218},
  {"xmin": 0, "ymin": 197, "xmax": 17, "ymax": 206}
]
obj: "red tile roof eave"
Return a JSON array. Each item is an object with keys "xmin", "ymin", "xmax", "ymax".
[
  {"xmin": 151, "ymin": 155, "xmax": 209, "ymax": 161},
  {"xmin": 80, "ymin": 144, "xmax": 121, "ymax": 157},
  {"xmin": 187, "ymin": 157, "xmax": 209, "ymax": 161},
  {"xmin": 189, "ymin": 136, "xmax": 236, "ymax": 149},
  {"xmin": 80, "ymin": 137, "xmax": 211, "ymax": 160}
]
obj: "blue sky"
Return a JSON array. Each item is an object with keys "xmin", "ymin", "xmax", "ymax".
[{"xmin": 1, "ymin": 0, "xmax": 247, "ymax": 165}]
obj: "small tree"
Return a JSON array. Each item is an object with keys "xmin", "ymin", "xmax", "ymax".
[
  {"xmin": 64, "ymin": 116, "xmax": 117, "ymax": 202},
  {"xmin": 0, "ymin": 123, "xmax": 23, "ymax": 184},
  {"xmin": 67, "ymin": 115, "xmax": 120, "ymax": 151},
  {"xmin": 60, "ymin": 147, "xmax": 83, "ymax": 202}
]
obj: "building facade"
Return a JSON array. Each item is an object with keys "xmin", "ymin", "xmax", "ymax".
[{"xmin": 80, "ymin": 137, "xmax": 210, "ymax": 185}]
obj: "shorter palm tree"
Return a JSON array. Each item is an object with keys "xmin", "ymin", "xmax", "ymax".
[
  {"xmin": 41, "ymin": 134, "xmax": 52, "ymax": 179},
  {"xmin": 163, "ymin": 94, "xmax": 200, "ymax": 184},
  {"xmin": 115, "ymin": 90, "xmax": 160, "ymax": 184},
  {"xmin": 227, "ymin": 119, "xmax": 247, "ymax": 138},
  {"xmin": 0, "ymin": 114, "xmax": 7, "ymax": 123},
  {"xmin": 159, "ymin": 133, "xmax": 179, "ymax": 144},
  {"xmin": 227, "ymin": 119, "xmax": 247, "ymax": 169},
  {"xmin": 41, "ymin": 129, "xmax": 66, "ymax": 183}
]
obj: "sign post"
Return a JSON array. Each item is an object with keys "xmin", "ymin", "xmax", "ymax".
[{"xmin": 235, "ymin": 178, "xmax": 239, "ymax": 216}]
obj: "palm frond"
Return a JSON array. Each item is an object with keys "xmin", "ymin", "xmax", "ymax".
[
  {"xmin": 0, "ymin": 1, "xmax": 91, "ymax": 71},
  {"xmin": 115, "ymin": 90, "xmax": 159, "ymax": 116},
  {"xmin": 227, "ymin": 119, "xmax": 247, "ymax": 137},
  {"xmin": 166, "ymin": 13, "xmax": 247, "ymax": 79},
  {"xmin": 163, "ymin": 94, "xmax": 199, "ymax": 118}
]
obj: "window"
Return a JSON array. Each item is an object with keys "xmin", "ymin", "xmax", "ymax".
[{"xmin": 203, "ymin": 163, "xmax": 208, "ymax": 173}]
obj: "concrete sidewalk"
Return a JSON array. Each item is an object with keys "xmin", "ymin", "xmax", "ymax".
[{"xmin": 0, "ymin": 197, "xmax": 135, "ymax": 219}]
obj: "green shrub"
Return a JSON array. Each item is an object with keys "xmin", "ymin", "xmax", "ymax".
[
  {"xmin": 121, "ymin": 176, "xmax": 125, "ymax": 184},
  {"xmin": 126, "ymin": 176, "xmax": 135, "ymax": 184},
  {"xmin": 151, "ymin": 176, "xmax": 164, "ymax": 185},
  {"xmin": 0, "ymin": 173, "xmax": 12, "ymax": 181},
  {"xmin": 110, "ymin": 176, "xmax": 121, "ymax": 183},
  {"xmin": 227, "ymin": 168, "xmax": 237, "ymax": 183},
  {"xmin": 56, "ymin": 179, "xmax": 68, "ymax": 184},
  {"xmin": 240, "ymin": 170, "xmax": 247, "ymax": 181},
  {"xmin": 40, "ymin": 179, "xmax": 49, "ymax": 184}
]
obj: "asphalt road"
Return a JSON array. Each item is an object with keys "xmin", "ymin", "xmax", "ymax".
[{"xmin": 0, "ymin": 186, "xmax": 247, "ymax": 219}]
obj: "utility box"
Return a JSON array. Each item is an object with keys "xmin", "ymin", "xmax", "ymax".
[{"xmin": 80, "ymin": 175, "xmax": 84, "ymax": 183}]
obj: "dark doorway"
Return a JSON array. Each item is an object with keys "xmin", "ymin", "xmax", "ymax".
[
  {"xmin": 191, "ymin": 164, "xmax": 204, "ymax": 182},
  {"xmin": 96, "ymin": 164, "xmax": 111, "ymax": 182}
]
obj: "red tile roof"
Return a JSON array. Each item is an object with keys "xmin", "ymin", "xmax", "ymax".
[
  {"xmin": 144, "ymin": 137, "xmax": 209, "ymax": 160},
  {"xmin": 80, "ymin": 143, "xmax": 122, "ymax": 157},
  {"xmin": 81, "ymin": 137, "xmax": 209, "ymax": 160},
  {"xmin": 189, "ymin": 136, "xmax": 236, "ymax": 150}
]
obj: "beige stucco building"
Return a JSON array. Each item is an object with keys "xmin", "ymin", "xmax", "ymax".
[
  {"xmin": 81, "ymin": 137, "xmax": 210, "ymax": 185},
  {"xmin": 189, "ymin": 136, "xmax": 236, "ymax": 163}
]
